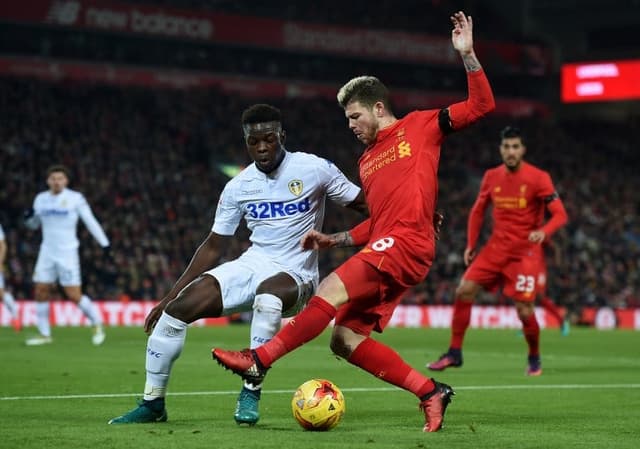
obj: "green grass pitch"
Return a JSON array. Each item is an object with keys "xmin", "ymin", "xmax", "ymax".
[{"xmin": 1, "ymin": 325, "xmax": 639, "ymax": 449}]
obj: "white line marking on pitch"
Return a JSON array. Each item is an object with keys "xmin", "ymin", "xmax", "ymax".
[{"xmin": 1, "ymin": 384, "xmax": 639, "ymax": 401}]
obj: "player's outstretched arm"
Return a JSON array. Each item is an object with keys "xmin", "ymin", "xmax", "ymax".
[
  {"xmin": 451, "ymin": 11, "xmax": 481, "ymax": 73},
  {"xmin": 77, "ymin": 197, "xmax": 110, "ymax": 247},
  {"xmin": 443, "ymin": 11, "xmax": 495, "ymax": 132},
  {"xmin": 301, "ymin": 215, "xmax": 372, "ymax": 250},
  {"xmin": 144, "ymin": 232, "xmax": 229, "ymax": 333},
  {"xmin": 301, "ymin": 229, "xmax": 345, "ymax": 250}
]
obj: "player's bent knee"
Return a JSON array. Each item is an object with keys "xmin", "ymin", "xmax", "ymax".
[
  {"xmin": 456, "ymin": 280, "xmax": 479, "ymax": 300},
  {"xmin": 165, "ymin": 276, "xmax": 223, "ymax": 322},
  {"xmin": 515, "ymin": 302, "xmax": 535, "ymax": 319},
  {"xmin": 329, "ymin": 335, "xmax": 351, "ymax": 359}
]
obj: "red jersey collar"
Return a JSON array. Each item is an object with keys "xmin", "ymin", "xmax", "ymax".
[{"xmin": 366, "ymin": 118, "xmax": 401, "ymax": 150}]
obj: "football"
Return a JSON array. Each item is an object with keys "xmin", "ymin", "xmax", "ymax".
[{"xmin": 291, "ymin": 379, "xmax": 346, "ymax": 431}]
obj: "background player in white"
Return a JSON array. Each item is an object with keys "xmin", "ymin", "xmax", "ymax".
[
  {"xmin": 109, "ymin": 104, "xmax": 367, "ymax": 425},
  {"xmin": 24, "ymin": 165, "xmax": 110, "ymax": 346},
  {"xmin": 0, "ymin": 223, "xmax": 21, "ymax": 331}
]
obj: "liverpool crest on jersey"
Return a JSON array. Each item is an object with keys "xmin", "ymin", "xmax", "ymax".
[{"xmin": 288, "ymin": 180, "xmax": 304, "ymax": 196}]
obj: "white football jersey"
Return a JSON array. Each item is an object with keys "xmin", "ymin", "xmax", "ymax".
[
  {"xmin": 212, "ymin": 151, "xmax": 361, "ymax": 277},
  {"xmin": 31, "ymin": 188, "xmax": 110, "ymax": 251}
]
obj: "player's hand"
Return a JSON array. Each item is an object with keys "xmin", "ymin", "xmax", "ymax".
[
  {"xmin": 301, "ymin": 229, "xmax": 337, "ymax": 250},
  {"xmin": 144, "ymin": 299, "xmax": 170, "ymax": 334},
  {"xmin": 434, "ymin": 210, "xmax": 444, "ymax": 240},
  {"xmin": 451, "ymin": 11, "xmax": 474, "ymax": 54},
  {"xmin": 528, "ymin": 230, "xmax": 546, "ymax": 243},
  {"xmin": 463, "ymin": 247, "xmax": 475, "ymax": 266}
]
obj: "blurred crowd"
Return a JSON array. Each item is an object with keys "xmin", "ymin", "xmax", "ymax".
[{"xmin": 1, "ymin": 79, "xmax": 639, "ymax": 314}]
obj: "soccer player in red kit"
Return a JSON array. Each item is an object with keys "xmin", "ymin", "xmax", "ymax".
[
  {"xmin": 427, "ymin": 126, "xmax": 568, "ymax": 376},
  {"xmin": 213, "ymin": 11, "xmax": 495, "ymax": 432}
]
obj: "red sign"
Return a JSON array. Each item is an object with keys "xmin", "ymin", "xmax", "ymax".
[
  {"xmin": 3, "ymin": 301, "xmax": 639, "ymax": 330},
  {"xmin": 561, "ymin": 60, "xmax": 640, "ymax": 102},
  {"xmin": 0, "ymin": 0, "xmax": 550, "ymax": 73}
]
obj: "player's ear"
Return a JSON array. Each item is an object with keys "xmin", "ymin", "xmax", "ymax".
[
  {"xmin": 280, "ymin": 129, "xmax": 286, "ymax": 144},
  {"xmin": 374, "ymin": 101, "xmax": 385, "ymax": 117}
]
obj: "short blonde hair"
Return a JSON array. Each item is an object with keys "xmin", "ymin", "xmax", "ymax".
[{"xmin": 337, "ymin": 76, "xmax": 391, "ymax": 111}]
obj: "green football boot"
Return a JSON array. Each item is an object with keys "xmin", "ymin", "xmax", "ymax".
[
  {"xmin": 108, "ymin": 398, "xmax": 167, "ymax": 424},
  {"xmin": 234, "ymin": 387, "xmax": 261, "ymax": 425}
]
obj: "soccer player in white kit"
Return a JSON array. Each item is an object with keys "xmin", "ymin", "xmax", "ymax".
[
  {"xmin": 0, "ymin": 224, "xmax": 21, "ymax": 331},
  {"xmin": 109, "ymin": 104, "xmax": 367, "ymax": 425},
  {"xmin": 24, "ymin": 165, "xmax": 110, "ymax": 346}
]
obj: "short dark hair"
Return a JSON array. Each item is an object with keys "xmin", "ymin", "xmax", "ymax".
[
  {"xmin": 500, "ymin": 126, "xmax": 524, "ymax": 143},
  {"xmin": 337, "ymin": 76, "xmax": 392, "ymax": 111},
  {"xmin": 241, "ymin": 104, "xmax": 282, "ymax": 126},
  {"xmin": 46, "ymin": 164, "xmax": 70, "ymax": 179}
]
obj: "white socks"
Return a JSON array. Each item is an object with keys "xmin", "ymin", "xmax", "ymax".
[
  {"xmin": 35, "ymin": 301, "xmax": 51, "ymax": 337},
  {"xmin": 77, "ymin": 294, "xmax": 103, "ymax": 326},
  {"xmin": 3, "ymin": 291, "xmax": 18, "ymax": 318},
  {"xmin": 143, "ymin": 312, "xmax": 188, "ymax": 401},
  {"xmin": 245, "ymin": 293, "xmax": 284, "ymax": 391}
]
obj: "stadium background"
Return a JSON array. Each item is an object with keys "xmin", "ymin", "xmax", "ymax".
[{"xmin": 1, "ymin": 0, "xmax": 639, "ymax": 329}]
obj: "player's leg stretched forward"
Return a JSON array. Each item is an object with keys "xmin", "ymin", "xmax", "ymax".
[
  {"xmin": 109, "ymin": 270, "xmax": 299, "ymax": 425},
  {"xmin": 213, "ymin": 259, "xmax": 455, "ymax": 432},
  {"xmin": 108, "ymin": 275, "xmax": 221, "ymax": 424}
]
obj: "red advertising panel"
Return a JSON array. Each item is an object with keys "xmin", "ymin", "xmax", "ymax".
[
  {"xmin": 561, "ymin": 60, "xmax": 640, "ymax": 102},
  {"xmin": 0, "ymin": 0, "xmax": 550, "ymax": 72},
  {"xmin": 2, "ymin": 302, "xmax": 639, "ymax": 330}
]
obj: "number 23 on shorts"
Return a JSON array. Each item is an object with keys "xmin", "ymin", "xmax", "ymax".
[{"xmin": 515, "ymin": 274, "xmax": 535, "ymax": 293}]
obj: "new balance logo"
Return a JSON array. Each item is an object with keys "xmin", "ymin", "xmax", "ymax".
[{"xmin": 46, "ymin": 1, "xmax": 81, "ymax": 25}]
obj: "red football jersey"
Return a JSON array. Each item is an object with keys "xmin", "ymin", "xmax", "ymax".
[
  {"xmin": 356, "ymin": 110, "xmax": 443, "ymax": 284},
  {"xmin": 467, "ymin": 161, "xmax": 557, "ymax": 256}
]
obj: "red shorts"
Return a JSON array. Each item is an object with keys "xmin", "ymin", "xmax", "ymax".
[
  {"xmin": 463, "ymin": 245, "xmax": 541, "ymax": 302},
  {"xmin": 333, "ymin": 255, "xmax": 408, "ymax": 336}
]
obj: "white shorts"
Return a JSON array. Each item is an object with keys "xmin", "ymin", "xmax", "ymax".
[
  {"xmin": 204, "ymin": 250, "xmax": 316, "ymax": 317},
  {"xmin": 32, "ymin": 248, "xmax": 82, "ymax": 286}
]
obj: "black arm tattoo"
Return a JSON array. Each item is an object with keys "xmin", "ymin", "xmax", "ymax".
[
  {"xmin": 461, "ymin": 52, "xmax": 482, "ymax": 72},
  {"xmin": 330, "ymin": 231, "xmax": 355, "ymax": 248}
]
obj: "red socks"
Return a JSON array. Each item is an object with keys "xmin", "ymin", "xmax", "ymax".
[
  {"xmin": 521, "ymin": 313, "xmax": 540, "ymax": 357},
  {"xmin": 450, "ymin": 299, "xmax": 473, "ymax": 350},
  {"xmin": 348, "ymin": 337, "xmax": 435, "ymax": 398},
  {"xmin": 255, "ymin": 296, "xmax": 336, "ymax": 367},
  {"xmin": 540, "ymin": 296, "xmax": 563, "ymax": 324}
]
